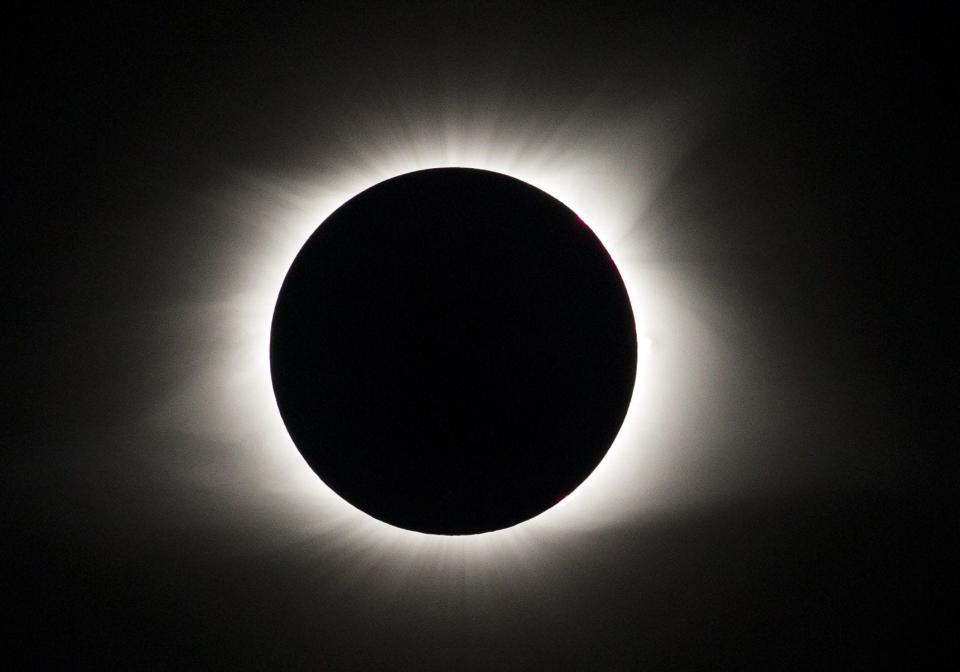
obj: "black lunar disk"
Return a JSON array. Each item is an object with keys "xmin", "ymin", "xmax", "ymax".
[{"xmin": 271, "ymin": 168, "xmax": 636, "ymax": 534}]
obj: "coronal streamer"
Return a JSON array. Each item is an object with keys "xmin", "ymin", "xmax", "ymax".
[{"xmin": 152, "ymin": 108, "xmax": 730, "ymax": 561}]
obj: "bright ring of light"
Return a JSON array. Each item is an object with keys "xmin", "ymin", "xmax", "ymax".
[{"xmin": 157, "ymin": 131, "xmax": 724, "ymax": 561}]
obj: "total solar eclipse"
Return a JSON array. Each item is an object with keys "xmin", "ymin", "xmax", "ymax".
[{"xmin": 270, "ymin": 168, "xmax": 637, "ymax": 534}]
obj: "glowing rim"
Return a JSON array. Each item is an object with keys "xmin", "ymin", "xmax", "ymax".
[{"xmin": 157, "ymin": 132, "xmax": 725, "ymax": 559}]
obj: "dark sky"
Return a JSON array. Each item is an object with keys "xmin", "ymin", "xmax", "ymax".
[{"xmin": 5, "ymin": 2, "xmax": 954, "ymax": 669}]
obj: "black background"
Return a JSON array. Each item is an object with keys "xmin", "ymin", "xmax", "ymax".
[{"xmin": 5, "ymin": 2, "xmax": 954, "ymax": 669}]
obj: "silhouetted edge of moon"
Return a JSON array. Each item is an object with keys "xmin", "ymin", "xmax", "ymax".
[{"xmin": 270, "ymin": 168, "xmax": 637, "ymax": 534}]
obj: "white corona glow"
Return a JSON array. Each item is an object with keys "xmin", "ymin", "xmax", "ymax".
[{"xmin": 151, "ymin": 116, "xmax": 729, "ymax": 565}]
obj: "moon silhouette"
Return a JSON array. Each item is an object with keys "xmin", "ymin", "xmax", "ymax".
[{"xmin": 270, "ymin": 168, "xmax": 637, "ymax": 534}]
